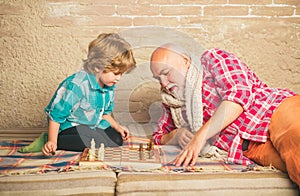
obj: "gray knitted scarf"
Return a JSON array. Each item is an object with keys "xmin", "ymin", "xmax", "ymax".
[{"xmin": 161, "ymin": 54, "xmax": 203, "ymax": 133}]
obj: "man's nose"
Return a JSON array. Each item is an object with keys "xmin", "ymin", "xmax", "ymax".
[{"xmin": 159, "ymin": 76, "xmax": 168, "ymax": 88}]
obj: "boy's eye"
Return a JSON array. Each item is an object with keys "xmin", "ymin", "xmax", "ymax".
[{"xmin": 114, "ymin": 72, "xmax": 122, "ymax": 76}]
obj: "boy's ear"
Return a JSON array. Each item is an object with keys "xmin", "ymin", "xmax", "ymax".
[{"xmin": 94, "ymin": 67, "xmax": 101, "ymax": 73}]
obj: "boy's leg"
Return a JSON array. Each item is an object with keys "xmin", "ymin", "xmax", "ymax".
[
  {"xmin": 95, "ymin": 127, "xmax": 123, "ymax": 147},
  {"xmin": 74, "ymin": 125, "xmax": 122, "ymax": 148},
  {"xmin": 57, "ymin": 126, "xmax": 87, "ymax": 151},
  {"xmin": 103, "ymin": 127, "xmax": 123, "ymax": 146},
  {"xmin": 269, "ymin": 95, "xmax": 300, "ymax": 186},
  {"xmin": 18, "ymin": 132, "xmax": 48, "ymax": 153},
  {"xmin": 57, "ymin": 125, "xmax": 124, "ymax": 151}
]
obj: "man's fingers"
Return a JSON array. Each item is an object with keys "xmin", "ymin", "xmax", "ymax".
[
  {"xmin": 174, "ymin": 149, "xmax": 199, "ymax": 167},
  {"xmin": 174, "ymin": 150, "xmax": 187, "ymax": 166},
  {"xmin": 186, "ymin": 132, "xmax": 194, "ymax": 140},
  {"xmin": 183, "ymin": 136, "xmax": 191, "ymax": 144},
  {"xmin": 179, "ymin": 137, "xmax": 190, "ymax": 148},
  {"xmin": 182, "ymin": 150, "xmax": 193, "ymax": 167},
  {"xmin": 189, "ymin": 153, "xmax": 198, "ymax": 166}
]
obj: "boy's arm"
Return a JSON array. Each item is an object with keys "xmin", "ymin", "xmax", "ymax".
[
  {"xmin": 102, "ymin": 114, "xmax": 129, "ymax": 140},
  {"xmin": 42, "ymin": 119, "xmax": 60, "ymax": 156},
  {"xmin": 102, "ymin": 114, "xmax": 120, "ymax": 130}
]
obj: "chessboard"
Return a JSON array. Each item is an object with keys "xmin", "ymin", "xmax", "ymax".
[{"xmin": 79, "ymin": 143, "xmax": 163, "ymax": 170}]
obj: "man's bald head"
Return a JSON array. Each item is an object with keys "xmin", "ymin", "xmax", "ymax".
[{"xmin": 151, "ymin": 43, "xmax": 190, "ymax": 61}]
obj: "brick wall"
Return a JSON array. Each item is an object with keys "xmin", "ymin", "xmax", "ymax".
[
  {"xmin": 0, "ymin": 0, "xmax": 299, "ymax": 129},
  {"xmin": 42, "ymin": 0, "xmax": 299, "ymax": 25}
]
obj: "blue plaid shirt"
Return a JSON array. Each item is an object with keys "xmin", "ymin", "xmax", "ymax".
[{"xmin": 45, "ymin": 70, "xmax": 115, "ymax": 132}]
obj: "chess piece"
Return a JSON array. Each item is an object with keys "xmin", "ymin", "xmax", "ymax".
[
  {"xmin": 98, "ymin": 143, "xmax": 105, "ymax": 161},
  {"xmin": 149, "ymin": 141, "xmax": 154, "ymax": 151},
  {"xmin": 89, "ymin": 138, "xmax": 96, "ymax": 161},
  {"xmin": 139, "ymin": 143, "xmax": 143, "ymax": 151},
  {"xmin": 88, "ymin": 149, "xmax": 95, "ymax": 161},
  {"xmin": 139, "ymin": 143, "xmax": 143, "ymax": 160},
  {"xmin": 148, "ymin": 141, "xmax": 154, "ymax": 159},
  {"xmin": 158, "ymin": 147, "xmax": 163, "ymax": 156},
  {"xmin": 91, "ymin": 138, "xmax": 96, "ymax": 154},
  {"xmin": 146, "ymin": 140, "xmax": 154, "ymax": 151}
]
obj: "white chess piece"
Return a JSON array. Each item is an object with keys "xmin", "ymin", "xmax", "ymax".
[
  {"xmin": 89, "ymin": 138, "xmax": 96, "ymax": 161},
  {"xmin": 98, "ymin": 143, "xmax": 105, "ymax": 161},
  {"xmin": 91, "ymin": 138, "xmax": 95, "ymax": 154}
]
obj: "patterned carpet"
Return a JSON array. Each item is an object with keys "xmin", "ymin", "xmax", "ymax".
[
  {"xmin": 0, "ymin": 136, "xmax": 253, "ymax": 175},
  {"xmin": 0, "ymin": 136, "xmax": 298, "ymax": 195}
]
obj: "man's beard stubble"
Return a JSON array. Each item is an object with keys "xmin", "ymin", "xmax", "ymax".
[{"xmin": 163, "ymin": 83, "xmax": 185, "ymax": 102}]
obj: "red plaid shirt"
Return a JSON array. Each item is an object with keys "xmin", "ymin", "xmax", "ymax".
[{"xmin": 153, "ymin": 48, "xmax": 296, "ymax": 165}]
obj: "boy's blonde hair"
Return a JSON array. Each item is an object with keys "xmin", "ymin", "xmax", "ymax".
[{"xmin": 84, "ymin": 33, "xmax": 136, "ymax": 74}]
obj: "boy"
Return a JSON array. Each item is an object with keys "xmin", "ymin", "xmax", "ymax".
[{"xmin": 20, "ymin": 33, "xmax": 136, "ymax": 156}]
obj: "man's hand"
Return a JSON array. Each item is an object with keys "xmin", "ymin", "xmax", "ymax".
[
  {"xmin": 171, "ymin": 128, "xmax": 194, "ymax": 148},
  {"xmin": 173, "ymin": 131, "xmax": 206, "ymax": 167}
]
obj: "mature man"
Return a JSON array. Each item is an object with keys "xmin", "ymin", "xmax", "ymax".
[{"xmin": 150, "ymin": 43, "xmax": 299, "ymax": 186}]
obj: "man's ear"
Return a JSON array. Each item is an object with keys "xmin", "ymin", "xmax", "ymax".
[{"xmin": 182, "ymin": 54, "xmax": 191, "ymax": 68}]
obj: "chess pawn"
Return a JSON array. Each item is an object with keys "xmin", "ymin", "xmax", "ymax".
[
  {"xmin": 139, "ymin": 143, "xmax": 144, "ymax": 160},
  {"xmin": 146, "ymin": 141, "xmax": 154, "ymax": 151},
  {"xmin": 91, "ymin": 138, "xmax": 96, "ymax": 155},
  {"xmin": 139, "ymin": 143, "xmax": 144, "ymax": 151},
  {"xmin": 98, "ymin": 143, "xmax": 105, "ymax": 161},
  {"xmin": 88, "ymin": 149, "xmax": 95, "ymax": 161},
  {"xmin": 150, "ymin": 141, "xmax": 154, "ymax": 150}
]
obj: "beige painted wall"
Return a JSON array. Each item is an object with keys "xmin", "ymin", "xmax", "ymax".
[{"xmin": 0, "ymin": 0, "xmax": 299, "ymax": 129}]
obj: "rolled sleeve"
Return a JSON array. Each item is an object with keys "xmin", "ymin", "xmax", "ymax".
[
  {"xmin": 45, "ymin": 81, "xmax": 83, "ymax": 124},
  {"xmin": 152, "ymin": 104, "xmax": 176, "ymax": 145},
  {"xmin": 103, "ymin": 90, "xmax": 115, "ymax": 115},
  {"xmin": 103, "ymin": 100, "xmax": 114, "ymax": 115}
]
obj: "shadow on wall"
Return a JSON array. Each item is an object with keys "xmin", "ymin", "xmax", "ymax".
[
  {"xmin": 129, "ymin": 81, "xmax": 162, "ymax": 124},
  {"xmin": 113, "ymin": 27, "xmax": 205, "ymax": 133}
]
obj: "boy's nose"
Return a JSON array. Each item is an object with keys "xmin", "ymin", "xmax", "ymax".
[{"xmin": 116, "ymin": 74, "xmax": 122, "ymax": 81}]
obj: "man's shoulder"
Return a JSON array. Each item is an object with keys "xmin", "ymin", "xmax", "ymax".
[
  {"xmin": 201, "ymin": 48, "xmax": 235, "ymax": 62},
  {"xmin": 202, "ymin": 48, "xmax": 227, "ymax": 56}
]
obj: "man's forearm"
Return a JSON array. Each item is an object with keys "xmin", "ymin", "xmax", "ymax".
[
  {"xmin": 161, "ymin": 129, "xmax": 178, "ymax": 145},
  {"xmin": 197, "ymin": 100, "xmax": 243, "ymax": 140}
]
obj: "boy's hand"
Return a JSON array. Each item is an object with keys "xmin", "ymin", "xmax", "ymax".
[
  {"xmin": 118, "ymin": 126, "xmax": 130, "ymax": 141},
  {"xmin": 42, "ymin": 141, "xmax": 57, "ymax": 156}
]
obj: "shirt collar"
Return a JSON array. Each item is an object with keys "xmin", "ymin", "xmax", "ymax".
[{"xmin": 87, "ymin": 72, "xmax": 116, "ymax": 92}]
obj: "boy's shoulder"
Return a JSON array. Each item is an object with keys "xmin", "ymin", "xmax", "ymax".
[{"xmin": 62, "ymin": 70, "xmax": 89, "ymax": 85}]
